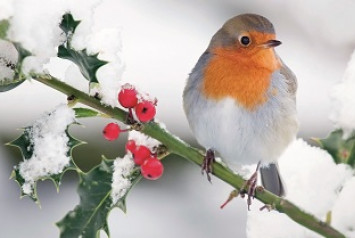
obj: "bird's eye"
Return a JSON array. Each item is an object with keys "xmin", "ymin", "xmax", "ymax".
[{"xmin": 240, "ymin": 36, "xmax": 251, "ymax": 46}]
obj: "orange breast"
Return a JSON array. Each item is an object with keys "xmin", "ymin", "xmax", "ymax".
[{"xmin": 202, "ymin": 46, "xmax": 281, "ymax": 110}]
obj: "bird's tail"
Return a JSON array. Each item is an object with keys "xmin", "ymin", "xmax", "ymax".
[{"xmin": 260, "ymin": 163, "xmax": 285, "ymax": 197}]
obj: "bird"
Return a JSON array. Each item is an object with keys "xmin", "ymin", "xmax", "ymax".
[{"xmin": 183, "ymin": 13, "xmax": 298, "ymax": 207}]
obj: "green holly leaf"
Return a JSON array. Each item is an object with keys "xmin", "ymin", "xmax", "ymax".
[
  {"xmin": 58, "ymin": 46, "xmax": 107, "ymax": 84},
  {"xmin": 60, "ymin": 13, "xmax": 81, "ymax": 37},
  {"xmin": 314, "ymin": 129, "xmax": 355, "ymax": 167},
  {"xmin": 57, "ymin": 158, "xmax": 141, "ymax": 238},
  {"xmin": 7, "ymin": 124, "xmax": 85, "ymax": 203},
  {"xmin": 58, "ymin": 13, "xmax": 107, "ymax": 85},
  {"xmin": 0, "ymin": 19, "xmax": 10, "ymax": 39},
  {"xmin": 73, "ymin": 107, "xmax": 101, "ymax": 118}
]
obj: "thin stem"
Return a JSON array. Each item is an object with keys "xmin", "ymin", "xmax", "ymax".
[{"xmin": 32, "ymin": 73, "xmax": 346, "ymax": 238}]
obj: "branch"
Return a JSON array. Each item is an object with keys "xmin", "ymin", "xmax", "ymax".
[{"xmin": 32, "ymin": 73, "xmax": 346, "ymax": 238}]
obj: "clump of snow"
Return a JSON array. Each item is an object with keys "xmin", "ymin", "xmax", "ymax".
[
  {"xmin": 22, "ymin": 56, "xmax": 49, "ymax": 75},
  {"xmin": 331, "ymin": 49, "xmax": 355, "ymax": 138},
  {"xmin": 63, "ymin": 64, "xmax": 89, "ymax": 91},
  {"xmin": 0, "ymin": 39, "xmax": 18, "ymax": 81},
  {"xmin": 5, "ymin": 0, "xmax": 101, "ymax": 74},
  {"xmin": 87, "ymin": 29, "xmax": 124, "ymax": 107},
  {"xmin": 332, "ymin": 177, "xmax": 355, "ymax": 238},
  {"xmin": 128, "ymin": 130, "xmax": 161, "ymax": 151},
  {"xmin": 247, "ymin": 139, "xmax": 353, "ymax": 238},
  {"xmin": 18, "ymin": 104, "xmax": 75, "ymax": 195},
  {"xmin": 137, "ymin": 90, "xmax": 157, "ymax": 105},
  {"xmin": 3, "ymin": 0, "xmax": 126, "ymax": 106},
  {"xmin": 111, "ymin": 154, "xmax": 135, "ymax": 205}
]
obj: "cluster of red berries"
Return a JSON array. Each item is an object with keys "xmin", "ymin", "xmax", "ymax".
[
  {"xmin": 118, "ymin": 84, "xmax": 156, "ymax": 123},
  {"xmin": 102, "ymin": 84, "xmax": 163, "ymax": 180},
  {"xmin": 126, "ymin": 140, "xmax": 163, "ymax": 180}
]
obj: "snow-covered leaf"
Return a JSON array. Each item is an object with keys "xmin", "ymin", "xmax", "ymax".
[
  {"xmin": 314, "ymin": 129, "xmax": 355, "ymax": 167},
  {"xmin": 73, "ymin": 107, "xmax": 101, "ymax": 118},
  {"xmin": 0, "ymin": 40, "xmax": 31, "ymax": 92},
  {"xmin": 58, "ymin": 13, "xmax": 107, "ymax": 85},
  {"xmin": 0, "ymin": 19, "xmax": 31, "ymax": 92},
  {"xmin": 7, "ymin": 120, "xmax": 84, "ymax": 203},
  {"xmin": 56, "ymin": 158, "xmax": 141, "ymax": 238}
]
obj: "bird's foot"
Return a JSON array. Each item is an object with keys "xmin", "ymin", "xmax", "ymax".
[
  {"xmin": 240, "ymin": 162, "xmax": 261, "ymax": 210},
  {"xmin": 202, "ymin": 149, "xmax": 215, "ymax": 182}
]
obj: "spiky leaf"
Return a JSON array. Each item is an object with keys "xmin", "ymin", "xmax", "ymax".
[
  {"xmin": 314, "ymin": 129, "xmax": 355, "ymax": 167},
  {"xmin": 7, "ymin": 124, "xmax": 85, "ymax": 202},
  {"xmin": 57, "ymin": 158, "xmax": 141, "ymax": 238},
  {"xmin": 58, "ymin": 13, "xmax": 107, "ymax": 84},
  {"xmin": 58, "ymin": 46, "xmax": 107, "ymax": 84},
  {"xmin": 60, "ymin": 13, "xmax": 81, "ymax": 37}
]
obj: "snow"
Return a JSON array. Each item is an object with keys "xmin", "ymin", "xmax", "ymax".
[
  {"xmin": 3, "ymin": 0, "xmax": 104, "ymax": 79},
  {"xmin": 332, "ymin": 177, "xmax": 355, "ymax": 238},
  {"xmin": 1, "ymin": 0, "xmax": 126, "ymax": 108},
  {"xmin": 331, "ymin": 49, "xmax": 355, "ymax": 138},
  {"xmin": 128, "ymin": 130, "xmax": 161, "ymax": 151},
  {"xmin": 87, "ymin": 29, "xmax": 124, "ymax": 107},
  {"xmin": 0, "ymin": 39, "xmax": 18, "ymax": 81},
  {"xmin": 111, "ymin": 154, "xmax": 135, "ymax": 205},
  {"xmin": 18, "ymin": 104, "xmax": 75, "ymax": 195},
  {"xmin": 246, "ymin": 139, "xmax": 353, "ymax": 238},
  {"xmin": 8, "ymin": 0, "xmax": 101, "ymax": 60}
]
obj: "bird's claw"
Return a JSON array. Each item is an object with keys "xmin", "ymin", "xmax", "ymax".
[
  {"xmin": 241, "ymin": 162, "xmax": 261, "ymax": 210},
  {"xmin": 202, "ymin": 149, "xmax": 215, "ymax": 183}
]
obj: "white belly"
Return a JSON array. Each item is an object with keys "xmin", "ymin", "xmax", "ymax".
[{"xmin": 184, "ymin": 73, "xmax": 298, "ymax": 169}]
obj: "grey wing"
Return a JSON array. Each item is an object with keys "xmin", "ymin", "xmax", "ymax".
[{"xmin": 280, "ymin": 60, "xmax": 297, "ymax": 98}]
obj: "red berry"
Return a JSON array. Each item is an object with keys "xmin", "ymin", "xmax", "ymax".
[
  {"xmin": 118, "ymin": 85, "xmax": 138, "ymax": 108},
  {"xmin": 103, "ymin": 123, "xmax": 121, "ymax": 141},
  {"xmin": 125, "ymin": 140, "xmax": 136, "ymax": 153},
  {"xmin": 135, "ymin": 101, "xmax": 156, "ymax": 122},
  {"xmin": 141, "ymin": 157, "xmax": 164, "ymax": 180},
  {"xmin": 132, "ymin": 145, "xmax": 151, "ymax": 165}
]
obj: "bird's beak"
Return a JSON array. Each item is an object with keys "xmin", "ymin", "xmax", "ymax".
[{"xmin": 259, "ymin": 40, "xmax": 282, "ymax": 48}]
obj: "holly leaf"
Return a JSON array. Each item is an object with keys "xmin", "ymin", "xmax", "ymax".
[
  {"xmin": 58, "ymin": 13, "xmax": 107, "ymax": 85},
  {"xmin": 73, "ymin": 107, "xmax": 101, "ymax": 118},
  {"xmin": 58, "ymin": 46, "xmax": 107, "ymax": 84},
  {"xmin": 7, "ymin": 124, "xmax": 85, "ymax": 203},
  {"xmin": 314, "ymin": 129, "xmax": 355, "ymax": 167},
  {"xmin": 56, "ymin": 158, "xmax": 141, "ymax": 238},
  {"xmin": 60, "ymin": 13, "xmax": 81, "ymax": 37}
]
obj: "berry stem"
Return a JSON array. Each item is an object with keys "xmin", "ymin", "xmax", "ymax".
[{"xmin": 126, "ymin": 108, "xmax": 135, "ymax": 125}]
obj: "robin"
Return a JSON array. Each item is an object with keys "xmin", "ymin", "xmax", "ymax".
[{"xmin": 183, "ymin": 13, "xmax": 298, "ymax": 207}]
